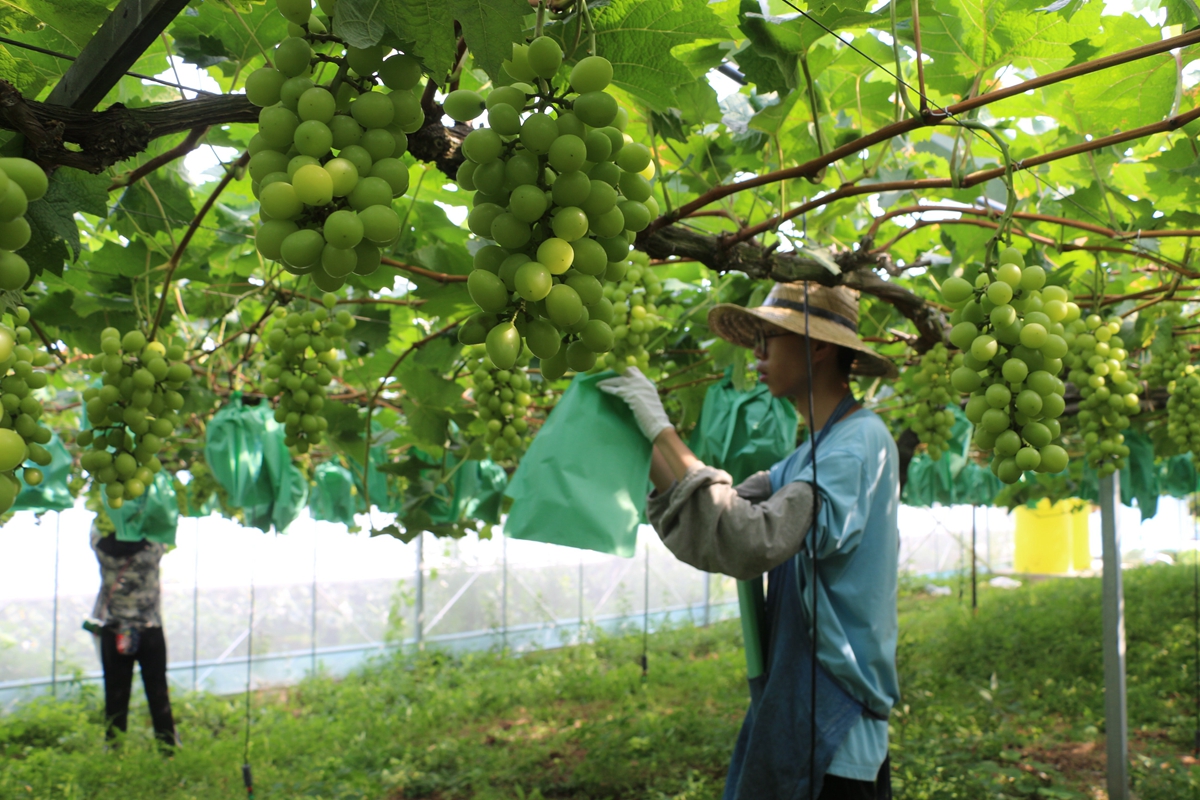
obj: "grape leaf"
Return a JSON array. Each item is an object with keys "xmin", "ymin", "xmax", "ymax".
[
  {"xmin": 112, "ymin": 172, "xmax": 196, "ymax": 236},
  {"xmin": 394, "ymin": 355, "xmax": 464, "ymax": 446},
  {"xmin": 450, "ymin": 0, "xmax": 531, "ymax": 80},
  {"xmin": 592, "ymin": 0, "xmax": 729, "ymax": 112},
  {"xmin": 23, "ymin": 167, "xmax": 109, "ymax": 278},
  {"xmin": 335, "ymin": 0, "xmax": 388, "ymax": 48},
  {"xmin": 0, "ymin": 0, "xmax": 112, "ymax": 51},
  {"xmin": 381, "ymin": 0, "xmax": 457, "ymax": 78},
  {"xmin": 90, "ymin": 239, "xmax": 151, "ymax": 279},
  {"xmin": 915, "ymin": 0, "xmax": 1102, "ymax": 101},
  {"xmin": 1062, "ymin": 24, "xmax": 1177, "ymax": 134},
  {"xmin": 170, "ymin": 1, "xmax": 286, "ymax": 69},
  {"xmin": 739, "ymin": 0, "xmax": 878, "ymax": 61},
  {"xmin": 733, "ymin": 42, "xmax": 791, "ymax": 94}
]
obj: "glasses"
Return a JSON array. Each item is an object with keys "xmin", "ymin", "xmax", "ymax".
[{"xmin": 752, "ymin": 328, "xmax": 790, "ymax": 356}]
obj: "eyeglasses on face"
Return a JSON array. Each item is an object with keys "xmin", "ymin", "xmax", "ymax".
[{"xmin": 752, "ymin": 327, "xmax": 791, "ymax": 355}]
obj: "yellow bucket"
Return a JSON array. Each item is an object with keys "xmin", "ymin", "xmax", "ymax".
[{"xmin": 1014, "ymin": 498, "xmax": 1092, "ymax": 575}]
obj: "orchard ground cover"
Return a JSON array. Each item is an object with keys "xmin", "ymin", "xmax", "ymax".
[{"xmin": 5, "ymin": 564, "xmax": 1200, "ymax": 799}]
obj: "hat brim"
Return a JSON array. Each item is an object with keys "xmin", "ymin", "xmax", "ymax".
[{"xmin": 708, "ymin": 303, "xmax": 899, "ymax": 379}]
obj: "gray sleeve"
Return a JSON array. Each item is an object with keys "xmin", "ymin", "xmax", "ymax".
[{"xmin": 646, "ymin": 464, "xmax": 814, "ymax": 580}]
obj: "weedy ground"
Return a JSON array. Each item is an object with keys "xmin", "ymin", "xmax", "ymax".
[{"xmin": 4, "ymin": 563, "xmax": 1200, "ymax": 799}]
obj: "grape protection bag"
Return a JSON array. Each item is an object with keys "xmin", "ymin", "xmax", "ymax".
[
  {"xmin": 12, "ymin": 434, "xmax": 73, "ymax": 513},
  {"xmin": 689, "ymin": 375, "xmax": 797, "ymax": 680},
  {"xmin": 206, "ymin": 395, "xmax": 307, "ymax": 532},
  {"xmin": 309, "ymin": 461, "xmax": 359, "ymax": 527},
  {"xmin": 688, "ymin": 373, "xmax": 798, "ymax": 484},
  {"xmin": 107, "ymin": 470, "xmax": 179, "ymax": 545},
  {"xmin": 504, "ymin": 371, "xmax": 650, "ymax": 557}
]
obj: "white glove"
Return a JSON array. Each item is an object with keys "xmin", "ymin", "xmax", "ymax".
[{"xmin": 597, "ymin": 367, "xmax": 674, "ymax": 443}]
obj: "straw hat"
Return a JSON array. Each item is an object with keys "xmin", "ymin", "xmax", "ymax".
[{"xmin": 708, "ymin": 282, "xmax": 898, "ymax": 379}]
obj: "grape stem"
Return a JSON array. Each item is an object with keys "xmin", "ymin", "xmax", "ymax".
[
  {"xmin": 952, "ymin": 118, "xmax": 1015, "ymax": 262},
  {"xmin": 534, "ymin": 2, "xmax": 551, "ymax": 98},
  {"xmin": 109, "ymin": 126, "xmax": 209, "ymax": 191},
  {"xmin": 1091, "ymin": 258, "xmax": 1105, "ymax": 314},
  {"xmin": 149, "ymin": 150, "xmax": 249, "ymax": 341},
  {"xmin": 27, "ymin": 318, "xmax": 66, "ymax": 364},
  {"xmin": 327, "ymin": 60, "xmax": 351, "ymax": 98},
  {"xmin": 570, "ymin": 0, "xmax": 585, "ymax": 56},
  {"xmin": 305, "ymin": 32, "xmax": 347, "ymax": 46},
  {"xmin": 380, "ymin": 257, "xmax": 468, "ymax": 283},
  {"xmin": 579, "ymin": 0, "xmax": 596, "ymax": 57},
  {"xmin": 657, "ymin": 373, "xmax": 723, "ymax": 394}
]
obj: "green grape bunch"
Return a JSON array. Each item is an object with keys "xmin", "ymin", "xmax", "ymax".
[
  {"xmin": 79, "ymin": 329, "xmax": 191, "ymax": 508},
  {"xmin": 450, "ymin": 41, "xmax": 661, "ymax": 379},
  {"xmin": 0, "ymin": 305, "xmax": 54, "ymax": 513},
  {"xmin": 247, "ymin": 0, "xmax": 423, "ymax": 291},
  {"xmin": 599, "ymin": 249, "xmax": 666, "ymax": 374},
  {"xmin": 908, "ymin": 343, "xmax": 955, "ymax": 461},
  {"xmin": 259, "ymin": 293, "xmax": 353, "ymax": 453},
  {"xmin": 464, "ymin": 345, "xmax": 533, "ymax": 461},
  {"xmin": 1065, "ymin": 313, "xmax": 1138, "ymax": 476},
  {"xmin": 941, "ymin": 247, "xmax": 1077, "ymax": 484},
  {"xmin": 1140, "ymin": 314, "xmax": 1188, "ymax": 389},
  {"xmin": 1167, "ymin": 370, "xmax": 1200, "ymax": 463},
  {"xmin": 1151, "ymin": 320, "xmax": 1200, "ymax": 461},
  {"xmin": 0, "ymin": 157, "xmax": 48, "ymax": 293}
]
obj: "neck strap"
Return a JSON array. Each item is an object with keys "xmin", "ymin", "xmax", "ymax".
[{"xmin": 802, "ymin": 393, "xmax": 858, "ymax": 470}]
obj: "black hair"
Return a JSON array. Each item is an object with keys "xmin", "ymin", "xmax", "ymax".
[{"xmin": 835, "ymin": 346, "xmax": 856, "ymax": 377}]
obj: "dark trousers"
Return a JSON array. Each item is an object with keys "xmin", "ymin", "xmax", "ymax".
[
  {"xmin": 100, "ymin": 626, "xmax": 177, "ymax": 749},
  {"xmin": 819, "ymin": 755, "xmax": 892, "ymax": 800}
]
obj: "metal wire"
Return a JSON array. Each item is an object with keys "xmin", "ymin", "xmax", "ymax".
[
  {"xmin": 1193, "ymin": 490, "xmax": 1199, "ymax": 755},
  {"xmin": 762, "ymin": 0, "xmax": 1126, "ymax": 236},
  {"xmin": 803, "ymin": 283, "xmax": 818, "ymax": 800},
  {"xmin": 641, "ymin": 540, "xmax": 650, "ymax": 677},
  {"xmin": 242, "ymin": 569, "xmax": 255, "ymax": 797},
  {"xmin": 0, "ymin": 34, "xmax": 216, "ymax": 96}
]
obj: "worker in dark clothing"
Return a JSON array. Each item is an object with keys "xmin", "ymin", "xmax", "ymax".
[{"xmin": 90, "ymin": 524, "xmax": 177, "ymax": 750}]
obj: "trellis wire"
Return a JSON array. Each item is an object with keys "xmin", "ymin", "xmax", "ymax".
[
  {"xmin": 50, "ymin": 513, "xmax": 60, "ymax": 698},
  {"xmin": 767, "ymin": 0, "xmax": 1139, "ymax": 242}
]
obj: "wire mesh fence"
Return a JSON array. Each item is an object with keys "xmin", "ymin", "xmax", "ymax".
[
  {"xmin": 0, "ymin": 506, "xmax": 740, "ymax": 710},
  {"xmin": 4, "ymin": 496, "xmax": 1195, "ymax": 711}
]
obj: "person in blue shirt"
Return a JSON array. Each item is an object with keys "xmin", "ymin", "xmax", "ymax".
[{"xmin": 599, "ymin": 282, "xmax": 900, "ymax": 800}]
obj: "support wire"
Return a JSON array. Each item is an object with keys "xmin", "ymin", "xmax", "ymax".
[
  {"xmin": 803, "ymin": 283, "xmax": 819, "ymax": 800},
  {"xmin": 51, "ymin": 512, "xmax": 60, "ymax": 698},
  {"xmin": 242, "ymin": 567, "xmax": 255, "ymax": 798},
  {"xmin": 641, "ymin": 539, "xmax": 650, "ymax": 677}
]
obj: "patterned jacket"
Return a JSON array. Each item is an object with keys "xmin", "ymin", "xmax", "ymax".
[{"xmin": 90, "ymin": 525, "xmax": 165, "ymax": 628}]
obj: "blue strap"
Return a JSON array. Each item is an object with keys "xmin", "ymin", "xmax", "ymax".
[
  {"xmin": 797, "ymin": 392, "xmax": 858, "ymax": 567},
  {"xmin": 800, "ymin": 393, "xmax": 858, "ymax": 473}
]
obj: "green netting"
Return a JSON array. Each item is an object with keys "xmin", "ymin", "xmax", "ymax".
[
  {"xmin": 205, "ymin": 395, "xmax": 307, "ymax": 533},
  {"xmin": 106, "ymin": 470, "xmax": 179, "ymax": 545},
  {"xmin": 504, "ymin": 371, "xmax": 651, "ymax": 557},
  {"xmin": 310, "ymin": 461, "xmax": 359, "ymax": 527},
  {"xmin": 688, "ymin": 372, "xmax": 798, "ymax": 483},
  {"xmin": 12, "ymin": 434, "xmax": 73, "ymax": 513}
]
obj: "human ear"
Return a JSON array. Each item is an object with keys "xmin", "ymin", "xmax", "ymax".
[{"xmin": 811, "ymin": 338, "xmax": 837, "ymax": 366}]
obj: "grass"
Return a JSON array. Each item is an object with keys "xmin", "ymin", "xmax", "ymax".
[{"xmin": 4, "ymin": 564, "xmax": 1200, "ymax": 799}]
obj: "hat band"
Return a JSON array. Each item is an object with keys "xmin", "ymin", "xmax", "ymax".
[{"xmin": 761, "ymin": 297, "xmax": 858, "ymax": 333}]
